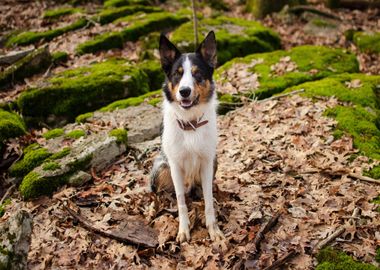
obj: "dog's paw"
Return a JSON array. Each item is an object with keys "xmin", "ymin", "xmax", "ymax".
[
  {"xmin": 208, "ymin": 223, "xmax": 225, "ymax": 242},
  {"xmin": 176, "ymin": 226, "xmax": 190, "ymax": 243}
]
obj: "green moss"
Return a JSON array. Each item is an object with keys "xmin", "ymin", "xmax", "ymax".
[
  {"xmin": 104, "ymin": 0, "xmax": 152, "ymax": 7},
  {"xmin": 52, "ymin": 51, "xmax": 69, "ymax": 64},
  {"xmin": 148, "ymin": 97, "xmax": 162, "ymax": 106},
  {"xmin": 50, "ymin": 147, "xmax": 71, "ymax": 160},
  {"xmin": 9, "ymin": 148, "xmax": 51, "ymax": 177},
  {"xmin": 0, "ymin": 47, "xmax": 52, "ymax": 88},
  {"xmin": 138, "ymin": 60, "xmax": 164, "ymax": 90},
  {"xmin": 216, "ymin": 45, "xmax": 359, "ymax": 99},
  {"xmin": 76, "ymin": 12, "xmax": 189, "ymax": 55},
  {"xmin": 0, "ymin": 110, "xmax": 26, "ymax": 143},
  {"xmin": 75, "ymin": 112, "xmax": 94, "ymax": 123},
  {"xmin": 42, "ymin": 161, "xmax": 61, "ymax": 171},
  {"xmin": 68, "ymin": 153, "xmax": 93, "ymax": 171},
  {"xmin": 97, "ymin": 5, "xmax": 162, "ymax": 24},
  {"xmin": 171, "ymin": 16, "xmax": 281, "ymax": 64},
  {"xmin": 376, "ymin": 248, "xmax": 380, "ymax": 263},
  {"xmin": 246, "ymin": 0, "xmax": 305, "ymax": 18},
  {"xmin": 17, "ymin": 59, "xmax": 149, "ymax": 121},
  {"xmin": 0, "ymin": 199, "xmax": 11, "ymax": 217},
  {"xmin": 217, "ymin": 93, "xmax": 241, "ymax": 114},
  {"xmin": 43, "ymin": 128, "xmax": 64, "ymax": 139},
  {"xmin": 100, "ymin": 89, "xmax": 161, "ymax": 111},
  {"xmin": 311, "ymin": 18, "xmax": 337, "ymax": 28},
  {"xmin": 6, "ymin": 18, "xmax": 88, "ymax": 46},
  {"xmin": 365, "ymin": 165, "xmax": 380, "ymax": 179},
  {"xmin": 353, "ymin": 32, "xmax": 380, "ymax": 54},
  {"xmin": 43, "ymin": 7, "xmax": 81, "ymax": 20},
  {"xmin": 109, "ymin": 128, "xmax": 128, "ymax": 144},
  {"xmin": 316, "ymin": 247, "xmax": 378, "ymax": 270},
  {"xmin": 65, "ymin": 129, "xmax": 85, "ymax": 139}
]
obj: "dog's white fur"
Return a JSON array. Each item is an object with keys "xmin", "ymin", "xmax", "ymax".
[{"xmin": 161, "ymin": 55, "xmax": 224, "ymax": 242}]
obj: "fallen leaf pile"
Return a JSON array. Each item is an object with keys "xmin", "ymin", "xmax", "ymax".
[
  {"xmin": 217, "ymin": 58, "xmax": 263, "ymax": 95},
  {"xmin": 270, "ymin": 56, "xmax": 298, "ymax": 76},
  {"xmin": 3, "ymin": 94, "xmax": 378, "ymax": 269}
]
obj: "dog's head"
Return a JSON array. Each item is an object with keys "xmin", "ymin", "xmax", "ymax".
[{"xmin": 159, "ymin": 31, "xmax": 217, "ymax": 110}]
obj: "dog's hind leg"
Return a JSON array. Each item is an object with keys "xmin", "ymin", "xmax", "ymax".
[
  {"xmin": 150, "ymin": 153, "xmax": 174, "ymax": 193},
  {"xmin": 201, "ymin": 158, "xmax": 225, "ymax": 241}
]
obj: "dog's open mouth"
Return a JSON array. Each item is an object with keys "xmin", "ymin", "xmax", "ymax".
[{"xmin": 180, "ymin": 96, "xmax": 199, "ymax": 109}]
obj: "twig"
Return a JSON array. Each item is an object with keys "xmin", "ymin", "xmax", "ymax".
[
  {"xmin": 64, "ymin": 202, "xmax": 158, "ymax": 248},
  {"xmin": 348, "ymin": 173, "xmax": 380, "ymax": 185},
  {"xmin": 249, "ymin": 211, "xmax": 281, "ymax": 255},
  {"xmin": 263, "ymin": 249, "xmax": 298, "ymax": 270},
  {"xmin": 312, "ymin": 207, "xmax": 360, "ymax": 254},
  {"xmin": 0, "ymin": 184, "xmax": 15, "ymax": 205},
  {"xmin": 191, "ymin": 0, "xmax": 198, "ymax": 49},
  {"xmin": 258, "ymin": 89, "xmax": 305, "ymax": 103}
]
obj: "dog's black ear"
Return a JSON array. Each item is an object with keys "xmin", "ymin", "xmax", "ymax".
[
  {"xmin": 196, "ymin": 31, "xmax": 217, "ymax": 68},
  {"xmin": 159, "ymin": 34, "xmax": 181, "ymax": 75}
]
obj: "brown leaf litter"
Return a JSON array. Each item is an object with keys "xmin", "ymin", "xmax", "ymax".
[{"xmin": 2, "ymin": 94, "xmax": 378, "ymax": 269}]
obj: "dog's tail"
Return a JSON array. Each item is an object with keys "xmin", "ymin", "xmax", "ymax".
[{"xmin": 150, "ymin": 152, "xmax": 174, "ymax": 193}]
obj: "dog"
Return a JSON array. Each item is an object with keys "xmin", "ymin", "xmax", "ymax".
[{"xmin": 150, "ymin": 31, "xmax": 224, "ymax": 242}]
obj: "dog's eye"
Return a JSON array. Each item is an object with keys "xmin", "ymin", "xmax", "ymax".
[
  {"xmin": 193, "ymin": 71, "xmax": 203, "ymax": 82},
  {"xmin": 176, "ymin": 69, "xmax": 183, "ymax": 76}
]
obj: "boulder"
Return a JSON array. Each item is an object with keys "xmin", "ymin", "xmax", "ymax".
[
  {"xmin": 352, "ymin": 31, "xmax": 380, "ymax": 54},
  {"xmin": 0, "ymin": 109, "xmax": 26, "ymax": 144},
  {"xmin": 170, "ymin": 16, "xmax": 281, "ymax": 65},
  {"xmin": 0, "ymin": 209, "xmax": 32, "ymax": 270}
]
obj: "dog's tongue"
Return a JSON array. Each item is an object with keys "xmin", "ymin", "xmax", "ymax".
[{"xmin": 181, "ymin": 100, "xmax": 192, "ymax": 107}]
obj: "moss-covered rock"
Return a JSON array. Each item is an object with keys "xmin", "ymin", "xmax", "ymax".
[
  {"xmin": 6, "ymin": 18, "xmax": 89, "ymax": 47},
  {"xmin": 216, "ymin": 45, "xmax": 359, "ymax": 99},
  {"xmin": 316, "ymin": 247, "xmax": 378, "ymax": 270},
  {"xmin": 76, "ymin": 12, "xmax": 189, "ymax": 55},
  {"xmin": 103, "ymin": 0, "xmax": 152, "ymax": 7},
  {"xmin": 52, "ymin": 51, "xmax": 69, "ymax": 64},
  {"xmin": 138, "ymin": 60, "xmax": 164, "ymax": 90},
  {"xmin": 65, "ymin": 129, "xmax": 86, "ymax": 139},
  {"xmin": 75, "ymin": 112, "xmax": 94, "ymax": 123},
  {"xmin": 0, "ymin": 110, "xmax": 26, "ymax": 143},
  {"xmin": 97, "ymin": 5, "xmax": 162, "ymax": 24},
  {"xmin": 353, "ymin": 32, "xmax": 380, "ymax": 54},
  {"xmin": 0, "ymin": 47, "xmax": 52, "ymax": 89},
  {"xmin": 19, "ymin": 132, "xmax": 126, "ymax": 199},
  {"xmin": 43, "ymin": 7, "xmax": 82, "ymax": 20},
  {"xmin": 109, "ymin": 128, "xmax": 128, "ymax": 144},
  {"xmin": 17, "ymin": 59, "xmax": 150, "ymax": 123},
  {"xmin": 9, "ymin": 147, "xmax": 51, "ymax": 178},
  {"xmin": 284, "ymin": 73, "xmax": 380, "ymax": 177},
  {"xmin": 98, "ymin": 89, "xmax": 161, "ymax": 112},
  {"xmin": 43, "ymin": 128, "xmax": 64, "ymax": 139},
  {"xmin": 170, "ymin": 16, "xmax": 281, "ymax": 65}
]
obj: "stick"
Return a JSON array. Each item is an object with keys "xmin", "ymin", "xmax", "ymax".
[
  {"xmin": 0, "ymin": 184, "xmax": 15, "ymax": 205},
  {"xmin": 312, "ymin": 207, "xmax": 360, "ymax": 254},
  {"xmin": 348, "ymin": 173, "xmax": 380, "ymax": 185},
  {"xmin": 258, "ymin": 89, "xmax": 305, "ymax": 103},
  {"xmin": 64, "ymin": 203, "xmax": 158, "ymax": 248},
  {"xmin": 288, "ymin": 5, "xmax": 341, "ymax": 21},
  {"xmin": 249, "ymin": 212, "xmax": 281, "ymax": 255},
  {"xmin": 191, "ymin": 0, "xmax": 198, "ymax": 49},
  {"xmin": 263, "ymin": 249, "xmax": 298, "ymax": 270},
  {"xmin": 0, "ymin": 49, "xmax": 34, "ymax": 65}
]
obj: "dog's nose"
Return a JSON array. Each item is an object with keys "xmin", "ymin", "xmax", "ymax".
[{"xmin": 179, "ymin": 87, "xmax": 191, "ymax": 98}]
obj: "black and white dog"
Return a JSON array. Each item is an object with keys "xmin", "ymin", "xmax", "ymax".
[{"xmin": 151, "ymin": 31, "xmax": 224, "ymax": 242}]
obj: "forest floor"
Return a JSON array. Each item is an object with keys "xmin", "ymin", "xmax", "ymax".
[{"xmin": 1, "ymin": 0, "xmax": 380, "ymax": 269}]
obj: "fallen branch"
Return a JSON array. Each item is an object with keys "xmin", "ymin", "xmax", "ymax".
[
  {"xmin": 263, "ymin": 249, "xmax": 298, "ymax": 270},
  {"xmin": 0, "ymin": 184, "xmax": 15, "ymax": 205},
  {"xmin": 64, "ymin": 202, "xmax": 158, "ymax": 248},
  {"xmin": 288, "ymin": 5, "xmax": 341, "ymax": 21},
  {"xmin": 0, "ymin": 49, "xmax": 34, "ymax": 65},
  {"xmin": 348, "ymin": 173, "xmax": 380, "ymax": 185},
  {"xmin": 258, "ymin": 89, "xmax": 305, "ymax": 103},
  {"xmin": 299, "ymin": 169, "xmax": 380, "ymax": 185},
  {"xmin": 249, "ymin": 211, "xmax": 281, "ymax": 256},
  {"xmin": 191, "ymin": 0, "xmax": 199, "ymax": 48},
  {"xmin": 312, "ymin": 207, "xmax": 360, "ymax": 254}
]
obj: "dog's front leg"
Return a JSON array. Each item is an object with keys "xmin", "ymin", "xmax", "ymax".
[
  {"xmin": 201, "ymin": 159, "xmax": 225, "ymax": 241},
  {"xmin": 170, "ymin": 162, "xmax": 190, "ymax": 242}
]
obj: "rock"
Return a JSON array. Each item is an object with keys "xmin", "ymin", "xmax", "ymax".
[
  {"xmin": 67, "ymin": 170, "xmax": 92, "ymax": 187},
  {"xmin": 170, "ymin": 16, "xmax": 281, "ymax": 65},
  {"xmin": 76, "ymin": 11, "xmax": 189, "ymax": 55},
  {"xmin": 0, "ymin": 47, "xmax": 52, "ymax": 90},
  {"xmin": 90, "ymin": 103, "xmax": 162, "ymax": 144},
  {"xmin": 0, "ymin": 109, "xmax": 26, "ymax": 144},
  {"xmin": 215, "ymin": 45, "xmax": 359, "ymax": 100},
  {"xmin": 19, "ymin": 131, "xmax": 127, "ymax": 199},
  {"xmin": 0, "ymin": 48, "xmax": 34, "ymax": 65},
  {"xmin": 246, "ymin": 0, "xmax": 306, "ymax": 18},
  {"xmin": 97, "ymin": 6, "xmax": 162, "ymax": 25},
  {"xmin": 0, "ymin": 209, "xmax": 32, "ymax": 270},
  {"xmin": 352, "ymin": 31, "xmax": 380, "ymax": 54},
  {"xmin": 17, "ymin": 59, "xmax": 150, "ymax": 124}
]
